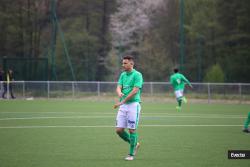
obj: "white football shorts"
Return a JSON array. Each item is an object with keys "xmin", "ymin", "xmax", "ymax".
[
  {"xmin": 116, "ymin": 102, "xmax": 141, "ymax": 129},
  {"xmin": 175, "ymin": 90, "xmax": 184, "ymax": 99}
]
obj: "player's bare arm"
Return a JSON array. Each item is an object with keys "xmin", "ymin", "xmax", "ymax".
[
  {"xmin": 116, "ymin": 85, "xmax": 124, "ymax": 98},
  {"xmin": 114, "ymin": 87, "xmax": 139, "ymax": 109}
]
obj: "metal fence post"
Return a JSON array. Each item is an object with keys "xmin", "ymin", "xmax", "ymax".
[
  {"xmin": 72, "ymin": 81, "xmax": 75, "ymax": 99},
  {"xmin": 47, "ymin": 81, "xmax": 50, "ymax": 99},
  {"xmin": 150, "ymin": 82, "xmax": 153, "ymax": 95},
  {"xmin": 207, "ymin": 83, "xmax": 211, "ymax": 103},
  {"xmin": 97, "ymin": 81, "xmax": 100, "ymax": 96},
  {"xmin": 239, "ymin": 83, "xmax": 242, "ymax": 104},
  {"xmin": 0, "ymin": 81, "xmax": 2, "ymax": 94},
  {"xmin": 7, "ymin": 81, "xmax": 9, "ymax": 99},
  {"xmin": 23, "ymin": 81, "xmax": 25, "ymax": 99}
]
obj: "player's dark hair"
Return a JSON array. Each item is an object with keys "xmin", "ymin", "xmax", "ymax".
[
  {"xmin": 174, "ymin": 68, "xmax": 179, "ymax": 73},
  {"xmin": 123, "ymin": 55, "xmax": 134, "ymax": 61}
]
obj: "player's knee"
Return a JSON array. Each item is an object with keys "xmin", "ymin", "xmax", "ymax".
[
  {"xmin": 116, "ymin": 128, "xmax": 124, "ymax": 134},
  {"xmin": 128, "ymin": 129, "xmax": 136, "ymax": 134}
]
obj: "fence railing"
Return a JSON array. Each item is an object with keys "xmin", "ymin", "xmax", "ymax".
[{"xmin": 1, "ymin": 81, "xmax": 250, "ymax": 103}]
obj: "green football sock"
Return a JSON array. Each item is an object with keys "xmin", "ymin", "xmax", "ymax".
[
  {"xmin": 177, "ymin": 98, "xmax": 182, "ymax": 107},
  {"xmin": 117, "ymin": 131, "xmax": 130, "ymax": 143},
  {"xmin": 129, "ymin": 132, "xmax": 138, "ymax": 156},
  {"xmin": 243, "ymin": 112, "xmax": 250, "ymax": 129}
]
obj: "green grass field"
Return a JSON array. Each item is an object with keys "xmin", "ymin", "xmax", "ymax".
[{"xmin": 0, "ymin": 100, "xmax": 249, "ymax": 167}]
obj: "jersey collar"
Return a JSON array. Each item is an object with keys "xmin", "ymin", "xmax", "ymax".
[{"xmin": 126, "ymin": 69, "xmax": 135, "ymax": 75}]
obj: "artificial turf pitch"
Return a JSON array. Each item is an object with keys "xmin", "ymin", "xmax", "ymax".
[{"xmin": 0, "ymin": 100, "xmax": 249, "ymax": 167}]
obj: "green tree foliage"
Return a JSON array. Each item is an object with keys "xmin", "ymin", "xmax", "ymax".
[
  {"xmin": 54, "ymin": 0, "xmax": 116, "ymax": 81},
  {"xmin": 215, "ymin": 0, "xmax": 250, "ymax": 82},
  {"xmin": 0, "ymin": 0, "xmax": 250, "ymax": 82},
  {"xmin": 0, "ymin": 0, "xmax": 49, "ymax": 58},
  {"xmin": 204, "ymin": 64, "xmax": 225, "ymax": 83},
  {"xmin": 0, "ymin": 0, "xmax": 116, "ymax": 81},
  {"xmin": 177, "ymin": 0, "xmax": 250, "ymax": 82},
  {"xmin": 184, "ymin": 0, "xmax": 220, "ymax": 81}
]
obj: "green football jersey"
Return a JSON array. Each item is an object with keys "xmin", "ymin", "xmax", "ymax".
[
  {"xmin": 118, "ymin": 69, "xmax": 143, "ymax": 103},
  {"xmin": 170, "ymin": 73, "xmax": 191, "ymax": 91}
]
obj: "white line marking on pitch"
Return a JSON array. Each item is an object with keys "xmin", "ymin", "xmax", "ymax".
[
  {"xmin": 0, "ymin": 115, "xmax": 245, "ymax": 121},
  {"xmin": 0, "ymin": 116, "xmax": 113, "ymax": 121},
  {"xmin": 0, "ymin": 124, "xmax": 243, "ymax": 129},
  {"xmin": 0, "ymin": 112, "xmax": 246, "ymax": 117}
]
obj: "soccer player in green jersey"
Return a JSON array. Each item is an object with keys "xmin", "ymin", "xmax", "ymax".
[
  {"xmin": 170, "ymin": 68, "xmax": 192, "ymax": 111},
  {"xmin": 114, "ymin": 55, "xmax": 143, "ymax": 161},
  {"xmin": 243, "ymin": 112, "xmax": 250, "ymax": 133}
]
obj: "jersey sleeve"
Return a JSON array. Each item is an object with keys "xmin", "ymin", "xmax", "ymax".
[{"xmin": 134, "ymin": 72, "xmax": 143, "ymax": 88}]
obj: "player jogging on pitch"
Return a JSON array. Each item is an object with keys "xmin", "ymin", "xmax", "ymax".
[
  {"xmin": 170, "ymin": 68, "xmax": 192, "ymax": 112},
  {"xmin": 114, "ymin": 55, "xmax": 143, "ymax": 161}
]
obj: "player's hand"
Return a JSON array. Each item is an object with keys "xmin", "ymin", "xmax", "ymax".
[
  {"xmin": 113, "ymin": 103, "xmax": 119, "ymax": 109},
  {"xmin": 118, "ymin": 92, "xmax": 124, "ymax": 98},
  {"xmin": 114, "ymin": 102, "xmax": 121, "ymax": 109},
  {"xmin": 113, "ymin": 101, "xmax": 124, "ymax": 109}
]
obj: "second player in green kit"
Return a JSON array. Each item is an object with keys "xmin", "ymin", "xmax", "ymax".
[{"xmin": 170, "ymin": 68, "xmax": 192, "ymax": 111}]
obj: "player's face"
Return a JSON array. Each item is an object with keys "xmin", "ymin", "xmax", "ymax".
[{"xmin": 122, "ymin": 59, "xmax": 133, "ymax": 71}]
